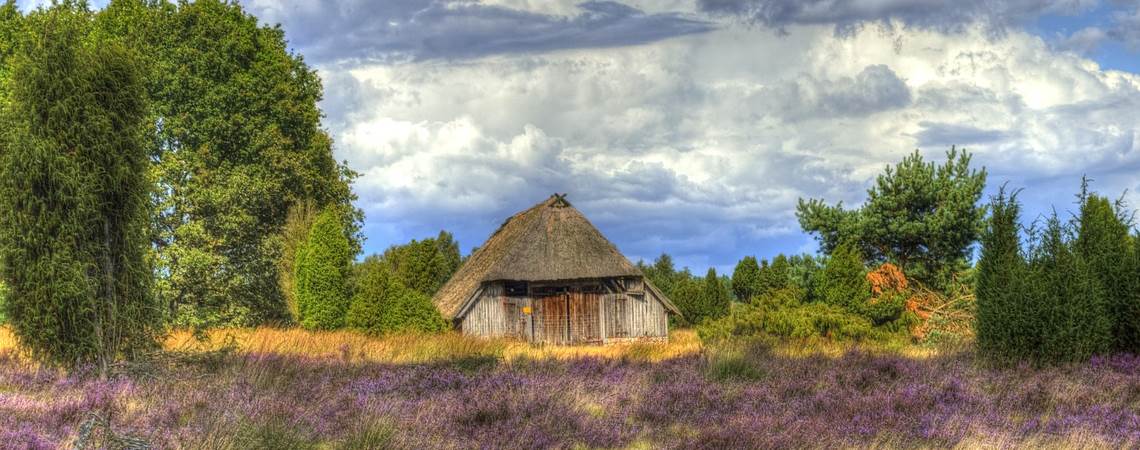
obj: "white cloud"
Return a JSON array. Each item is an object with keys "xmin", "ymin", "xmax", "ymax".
[{"xmin": 320, "ymin": 18, "xmax": 1140, "ymax": 270}]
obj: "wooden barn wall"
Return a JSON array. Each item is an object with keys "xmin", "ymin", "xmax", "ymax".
[
  {"xmin": 459, "ymin": 279, "xmax": 668, "ymax": 342},
  {"xmin": 460, "ymin": 284, "xmax": 509, "ymax": 338}
]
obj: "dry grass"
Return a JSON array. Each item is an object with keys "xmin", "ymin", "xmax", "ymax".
[{"xmin": 162, "ymin": 327, "xmax": 704, "ymax": 364}]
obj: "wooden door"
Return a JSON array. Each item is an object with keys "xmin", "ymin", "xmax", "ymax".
[
  {"xmin": 568, "ymin": 292, "xmax": 601, "ymax": 343},
  {"xmin": 538, "ymin": 295, "xmax": 569, "ymax": 344}
]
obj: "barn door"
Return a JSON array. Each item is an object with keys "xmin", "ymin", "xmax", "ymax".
[
  {"xmin": 538, "ymin": 295, "xmax": 569, "ymax": 344},
  {"xmin": 568, "ymin": 292, "xmax": 601, "ymax": 343}
]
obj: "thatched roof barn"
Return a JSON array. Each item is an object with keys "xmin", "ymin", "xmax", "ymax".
[{"xmin": 433, "ymin": 194, "xmax": 680, "ymax": 344}]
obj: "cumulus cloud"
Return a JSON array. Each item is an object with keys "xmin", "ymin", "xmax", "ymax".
[
  {"xmin": 242, "ymin": 0, "xmax": 714, "ymax": 63},
  {"xmin": 321, "ymin": 20, "xmax": 1140, "ymax": 270}
]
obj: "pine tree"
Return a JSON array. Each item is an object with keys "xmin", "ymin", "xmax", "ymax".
[
  {"xmin": 0, "ymin": 5, "xmax": 160, "ymax": 368},
  {"xmin": 1075, "ymin": 191, "xmax": 1139, "ymax": 351},
  {"xmin": 294, "ymin": 208, "xmax": 353, "ymax": 330},
  {"xmin": 731, "ymin": 256, "xmax": 761, "ymax": 301}
]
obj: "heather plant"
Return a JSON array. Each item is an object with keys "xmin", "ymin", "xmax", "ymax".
[
  {"xmin": 1075, "ymin": 190, "xmax": 1139, "ymax": 352},
  {"xmin": 295, "ymin": 208, "xmax": 353, "ymax": 330},
  {"xmin": 0, "ymin": 5, "xmax": 160, "ymax": 369}
]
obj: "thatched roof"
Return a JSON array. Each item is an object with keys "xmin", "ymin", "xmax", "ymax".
[{"xmin": 433, "ymin": 194, "xmax": 677, "ymax": 319}]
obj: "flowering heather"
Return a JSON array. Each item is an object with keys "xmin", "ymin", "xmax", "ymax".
[{"xmin": 1, "ymin": 329, "xmax": 1140, "ymax": 449}]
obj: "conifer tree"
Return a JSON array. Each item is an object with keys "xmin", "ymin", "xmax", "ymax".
[
  {"xmin": 294, "ymin": 209, "xmax": 353, "ymax": 330},
  {"xmin": 0, "ymin": 5, "xmax": 159, "ymax": 368},
  {"xmin": 1075, "ymin": 191, "xmax": 1139, "ymax": 351},
  {"xmin": 975, "ymin": 189, "xmax": 1036, "ymax": 361},
  {"xmin": 731, "ymin": 256, "xmax": 761, "ymax": 301},
  {"xmin": 817, "ymin": 243, "xmax": 871, "ymax": 313},
  {"xmin": 345, "ymin": 257, "xmax": 448, "ymax": 335},
  {"xmin": 1031, "ymin": 214, "xmax": 1111, "ymax": 362},
  {"xmin": 703, "ymin": 268, "xmax": 731, "ymax": 321},
  {"xmin": 758, "ymin": 254, "xmax": 791, "ymax": 295}
]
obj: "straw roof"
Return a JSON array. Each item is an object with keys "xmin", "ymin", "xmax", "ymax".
[{"xmin": 433, "ymin": 194, "xmax": 675, "ymax": 319}]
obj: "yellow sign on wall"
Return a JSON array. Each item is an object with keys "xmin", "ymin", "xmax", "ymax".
[{"xmin": 522, "ymin": 306, "xmax": 533, "ymax": 315}]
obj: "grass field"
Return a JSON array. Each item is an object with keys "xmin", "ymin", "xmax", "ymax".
[{"xmin": 2, "ymin": 327, "xmax": 1140, "ymax": 449}]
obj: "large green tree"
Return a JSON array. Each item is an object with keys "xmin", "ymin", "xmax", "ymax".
[
  {"xmin": 797, "ymin": 148, "xmax": 987, "ymax": 287},
  {"xmin": 1031, "ymin": 214, "xmax": 1111, "ymax": 363},
  {"xmin": 95, "ymin": 0, "xmax": 360, "ymax": 326},
  {"xmin": 0, "ymin": 4, "xmax": 160, "ymax": 368}
]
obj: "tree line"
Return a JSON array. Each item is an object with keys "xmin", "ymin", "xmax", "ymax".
[{"xmin": 0, "ymin": 1, "xmax": 460, "ymax": 369}]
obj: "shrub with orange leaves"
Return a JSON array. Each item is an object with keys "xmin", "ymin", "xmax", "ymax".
[{"xmin": 867, "ymin": 263, "xmax": 908, "ymax": 297}]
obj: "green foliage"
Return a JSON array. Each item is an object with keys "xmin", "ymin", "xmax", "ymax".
[
  {"xmin": 0, "ymin": 4, "xmax": 160, "ymax": 368},
  {"xmin": 1074, "ymin": 190, "xmax": 1139, "ymax": 352},
  {"xmin": 94, "ymin": 0, "xmax": 361, "ymax": 326},
  {"xmin": 816, "ymin": 243, "xmax": 872, "ymax": 312},
  {"xmin": 757, "ymin": 254, "xmax": 791, "ymax": 295},
  {"xmin": 345, "ymin": 257, "xmax": 447, "ymax": 335},
  {"xmin": 641, "ymin": 253, "xmax": 679, "ymax": 297},
  {"xmin": 975, "ymin": 188, "xmax": 1034, "ymax": 361},
  {"xmin": 976, "ymin": 185, "xmax": 1120, "ymax": 365},
  {"xmin": 294, "ymin": 209, "xmax": 352, "ymax": 330},
  {"xmin": 698, "ymin": 288, "xmax": 881, "ymax": 342},
  {"xmin": 0, "ymin": 279, "xmax": 6, "ymax": 324},
  {"xmin": 377, "ymin": 231, "xmax": 462, "ymax": 297},
  {"xmin": 278, "ymin": 200, "xmax": 319, "ymax": 323},
  {"xmin": 731, "ymin": 256, "xmax": 761, "ymax": 301},
  {"xmin": 1030, "ymin": 214, "xmax": 1111, "ymax": 362},
  {"xmin": 797, "ymin": 148, "xmax": 987, "ymax": 288}
]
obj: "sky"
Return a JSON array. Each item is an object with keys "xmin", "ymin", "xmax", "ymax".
[{"xmin": 20, "ymin": 0, "xmax": 1140, "ymax": 273}]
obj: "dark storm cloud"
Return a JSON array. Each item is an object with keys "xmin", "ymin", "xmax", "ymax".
[
  {"xmin": 697, "ymin": 0, "xmax": 1093, "ymax": 35},
  {"xmin": 255, "ymin": 0, "xmax": 715, "ymax": 63}
]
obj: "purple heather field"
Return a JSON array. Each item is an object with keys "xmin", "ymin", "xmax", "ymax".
[{"xmin": 3, "ymin": 337, "xmax": 1140, "ymax": 449}]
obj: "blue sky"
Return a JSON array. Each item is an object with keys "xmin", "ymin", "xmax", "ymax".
[{"xmin": 21, "ymin": 0, "xmax": 1140, "ymax": 273}]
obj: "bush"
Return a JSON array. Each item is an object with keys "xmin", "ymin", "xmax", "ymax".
[
  {"xmin": 345, "ymin": 257, "xmax": 447, "ymax": 335},
  {"xmin": 294, "ymin": 208, "xmax": 353, "ymax": 330},
  {"xmin": 699, "ymin": 287, "xmax": 881, "ymax": 342},
  {"xmin": 731, "ymin": 256, "xmax": 761, "ymax": 301}
]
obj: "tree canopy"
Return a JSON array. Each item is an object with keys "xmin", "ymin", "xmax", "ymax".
[{"xmin": 797, "ymin": 148, "xmax": 987, "ymax": 288}]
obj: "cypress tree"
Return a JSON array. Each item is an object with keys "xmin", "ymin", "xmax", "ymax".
[
  {"xmin": 0, "ymin": 5, "xmax": 159, "ymax": 369},
  {"xmin": 294, "ymin": 208, "xmax": 352, "ymax": 330},
  {"xmin": 731, "ymin": 256, "xmax": 761, "ymax": 301},
  {"xmin": 1075, "ymin": 193, "xmax": 1139, "ymax": 351}
]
